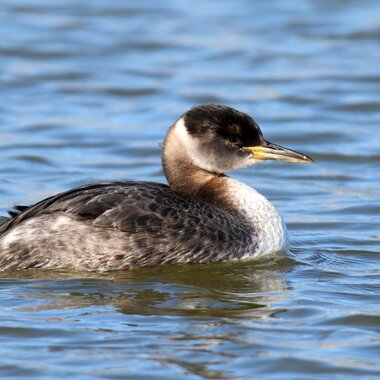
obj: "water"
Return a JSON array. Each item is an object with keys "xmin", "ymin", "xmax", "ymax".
[{"xmin": 0, "ymin": 0, "xmax": 379, "ymax": 378}]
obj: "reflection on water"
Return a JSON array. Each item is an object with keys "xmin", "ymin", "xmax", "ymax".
[
  {"xmin": 0, "ymin": 0, "xmax": 380, "ymax": 379},
  {"xmin": 0, "ymin": 260, "xmax": 291, "ymax": 379},
  {"xmin": 7, "ymin": 259, "xmax": 289, "ymax": 318}
]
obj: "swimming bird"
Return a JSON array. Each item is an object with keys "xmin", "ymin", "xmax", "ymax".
[{"xmin": 0, "ymin": 104, "xmax": 312, "ymax": 271}]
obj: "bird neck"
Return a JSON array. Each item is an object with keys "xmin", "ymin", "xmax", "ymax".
[
  {"xmin": 162, "ymin": 123, "xmax": 288, "ymax": 255},
  {"xmin": 162, "ymin": 124, "xmax": 229, "ymax": 204}
]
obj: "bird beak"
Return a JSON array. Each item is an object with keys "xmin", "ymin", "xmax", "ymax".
[{"xmin": 243, "ymin": 141, "xmax": 313, "ymax": 163}]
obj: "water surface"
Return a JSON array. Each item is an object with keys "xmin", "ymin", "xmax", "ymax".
[{"xmin": 0, "ymin": 0, "xmax": 379, "ymax": 379}]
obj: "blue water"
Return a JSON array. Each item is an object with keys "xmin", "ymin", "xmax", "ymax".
[{"xmin": 0, "ymin": 0, "xmax": 380, "ymax": 378}]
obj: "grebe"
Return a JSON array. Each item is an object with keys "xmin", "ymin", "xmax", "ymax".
[{"xmin": 0, "ymin": 104, "xmax": 312, "ymax": 271}]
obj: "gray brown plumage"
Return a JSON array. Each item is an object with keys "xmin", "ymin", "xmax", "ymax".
[
  {"xmin": 0, "ymin": 182, "xmax": 255, "ymax": 271},
  {"xmin": 0, "ymin": 104, "xmax": 312, "ymax": 271}
]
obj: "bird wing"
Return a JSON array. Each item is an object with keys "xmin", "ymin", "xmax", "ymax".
[
  {"xmin": 0, "ymin": 181, "xmax": 255, "ymax": 264},
  {"xmin": 0, "ymin": 181, "xmax": 159, "ymax": 234}
]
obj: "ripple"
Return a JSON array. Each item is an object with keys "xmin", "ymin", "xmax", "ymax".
[
  {"xmin": 10, "ymin": 155, "xmax": 54, "ymax": 166},
  {"xmin": 1, "ymin": 0, "xmax": 380, "ymax": 378}
]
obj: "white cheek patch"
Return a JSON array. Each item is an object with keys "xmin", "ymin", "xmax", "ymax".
[
  {"xmin": 174, "ymin": 118, "xmax": 221, "ymax": 172},
  {"xmin": 174, "ymin": 118, "xmax": 261, "ymax": 173},
  {"xmin": 174, "ymin": 118, "xmax": 190, "ymax": 145}
]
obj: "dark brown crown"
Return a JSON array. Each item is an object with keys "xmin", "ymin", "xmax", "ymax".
[{"xmin": 183, "ymin": 104, "xmax": 264, "ymax": 148}]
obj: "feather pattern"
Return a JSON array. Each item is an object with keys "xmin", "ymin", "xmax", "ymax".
[
  {"xmin": 0, "ymin": 181, "xmax": 260, "ymax": 271},
  {"xmin": 0, "ymin": 104, "xmax": 298, "ymax": 272}
]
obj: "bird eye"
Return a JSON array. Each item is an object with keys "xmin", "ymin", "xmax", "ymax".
[{"xmin": 227, "ymin": 136, "xmax": 239, "ymax": 145}]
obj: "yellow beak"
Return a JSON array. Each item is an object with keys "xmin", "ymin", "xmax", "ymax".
[{"xmin": 243, "ymin": 142, "xmax": 313, "ymax": 163}]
